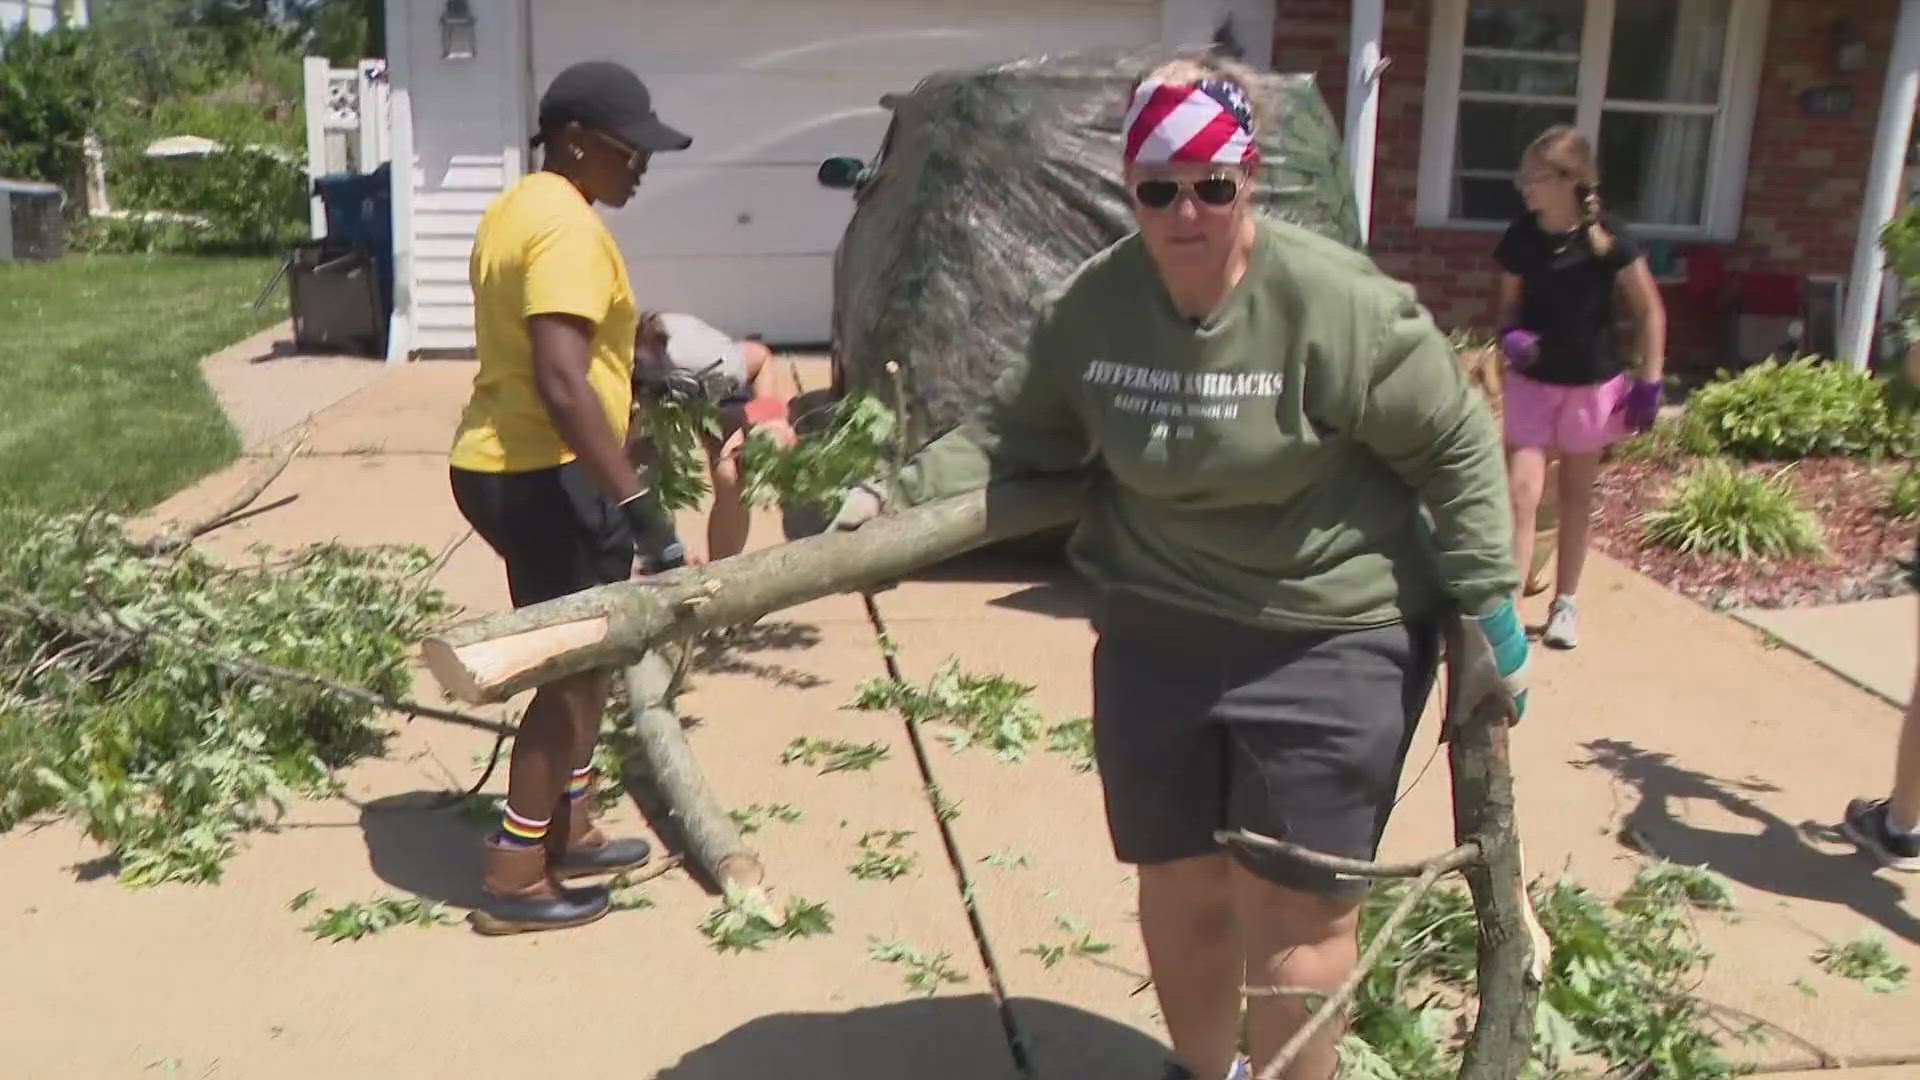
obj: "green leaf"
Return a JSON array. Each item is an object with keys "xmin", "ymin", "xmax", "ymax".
[
  {"xmin": 1812, "ymin": 934, "xmax": 1909, "ymax": 993},
  {"xmin": 781, "ymin": 736, "xmax": 889, "ymax": 774}
]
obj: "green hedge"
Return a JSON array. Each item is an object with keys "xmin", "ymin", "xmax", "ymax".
[{"xmin": 1683, "ymin": 357, "xmax": 1917, "ymax": 460}]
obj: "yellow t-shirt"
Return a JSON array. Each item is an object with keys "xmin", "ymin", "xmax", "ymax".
[{"xmin": 449, "ymin": 172, "xmax": 637, "ymax": 473}]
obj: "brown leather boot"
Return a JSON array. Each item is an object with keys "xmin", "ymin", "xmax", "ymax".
[
  {"xmin": 546, "ymin": 789, "xmax": 652, "ymax": 880},
  {"xmin": 470, "ymin": 840, "xmax": 610, "ymax": 936}
]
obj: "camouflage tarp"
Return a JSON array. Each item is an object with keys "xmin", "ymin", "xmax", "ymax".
[{"xmin": 828, "ymin": 47, "xmax": 1360, "ymax": 449}]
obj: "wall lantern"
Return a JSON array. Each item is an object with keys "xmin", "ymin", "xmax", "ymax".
[
  {"xmin": 1831, "ymin": 18, "xmax": 1867, "ymax": 75},
  {"xmin": 441, "ymin": 0, "xmax": 477, "ymax": 61}
]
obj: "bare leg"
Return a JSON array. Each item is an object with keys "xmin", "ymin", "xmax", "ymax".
[
  {"xmin": 1890, "ymin": 598, "xmax": 1920, "ymax": 832},
  {"xmin": 1234, "ymin": 865, "xmax": 1360, "ymax": 1080},
  {"xmin": 503, "ymin": 668, "xmax": 612, "ymax": 824},
  {"xmin": 704, "ymin": 429, "xmax": 752, "ymax": 561},
  {"xmin": 1554, "ymin": 451, "xmax": 1603, "ymax": 597},
  {"xmin": 566, "ymin": 668, "xmax": 613, "ymax": 774},
  {"xmin": 1506, "ymin": 445, "xmax": 1549, "ymax": 602},
  {"xmin": 1140, "ymin": 855, "xmax": 1242, "ymax": 1080}
]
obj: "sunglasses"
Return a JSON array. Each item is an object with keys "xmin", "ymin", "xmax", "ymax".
[
  {"xmin": 1133, "ymin": 174, "xmax": 1241, "ymax": 210},
  {"xmin": 583, "ymin": 127, "xmax": 648, "ymax": 174}
]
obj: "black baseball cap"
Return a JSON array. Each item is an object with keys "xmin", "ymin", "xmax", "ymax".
[{"xmin": 536, "ymin": 61, "xmax": 691, "ymax": 153}]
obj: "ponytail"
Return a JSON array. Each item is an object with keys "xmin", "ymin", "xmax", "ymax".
[{"xmin": 1578, "ymin": 182, "xmax": 1615, "ymax": 257}]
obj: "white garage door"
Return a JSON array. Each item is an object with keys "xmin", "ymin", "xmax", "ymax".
[{"xmin": 531, "ymin": 0, "xmax": 1164, "ymax": 345}]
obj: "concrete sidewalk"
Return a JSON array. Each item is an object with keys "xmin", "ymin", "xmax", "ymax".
[
  {"xmin": 197, "ymin": 322, "xmax": 395, "ymax": 453},
  {"xmin": 1739, "ymin": 595, "xmax": 1916, "ymax": 707},
  {"xmin": 5, "ymin": 351, "xmax": 1920, "ymax": 1077}
]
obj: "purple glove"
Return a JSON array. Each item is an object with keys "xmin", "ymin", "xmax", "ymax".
[
  {"xmin": 1621, "ymin": 378, "xmax": 1662, "ymax": 433},
  {"xmin": 1499, "ymin": 326, "xmax": 1539, "ymax": 371}
]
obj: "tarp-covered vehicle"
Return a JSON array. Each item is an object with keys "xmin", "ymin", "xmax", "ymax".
[{"xmin": 817, "ymin": 47, "xmax": 1361, "ymax": 449}]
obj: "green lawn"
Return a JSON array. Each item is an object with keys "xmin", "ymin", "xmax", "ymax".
[{"xmin": 0, "ymin": 253, "xmax": 281, "ymax": 515}]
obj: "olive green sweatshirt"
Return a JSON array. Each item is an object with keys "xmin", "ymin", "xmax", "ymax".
[{"xmin": 894, "ymin": 217, "xmax": 1517, "ymax": 630}]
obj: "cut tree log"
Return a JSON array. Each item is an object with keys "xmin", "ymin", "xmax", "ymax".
[
  {"xmin": 623, "ymin": 647, "xmax": 764, "ymax": 891},
  {"xmin": 420, "ymin": 476, "xmax": 1089, "ymax": 705}
]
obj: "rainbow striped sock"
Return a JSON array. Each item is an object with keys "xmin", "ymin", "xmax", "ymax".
[
  {"xmin": 494, "ymin": 805, "xmax": 549, "ymax": 847},
  {"xmin": 565, "ymin": 767, "xmax": 592, "ymax": 802}
]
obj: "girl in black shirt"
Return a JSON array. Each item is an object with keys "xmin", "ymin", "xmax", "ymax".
[{"xmin": 1495, "ymin": 125, "xmax": 1667, "ymax": 649}]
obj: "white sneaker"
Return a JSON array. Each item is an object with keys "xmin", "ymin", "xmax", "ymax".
[
  {"xmin": 1226, "ymin": 1058, "xmax": 1251, "ymax": 1080},
  {"xmin": 1543, "ymin": 596, "xmax": 1579, "ymax": 649}
]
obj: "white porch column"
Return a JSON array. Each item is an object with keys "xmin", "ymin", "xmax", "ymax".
[
  {"xmin": 1345, "ymin": 0, "xmax": 1385, "ymax": 245},
  {"xmin": 302, "ymin": 56, "xmax": 330, "ymax": 238},
  {"xmin": 1839, "ymin": 0, "xmax": 1920, "ymax": 369},
  {"xmin": 382, "ymin": 2, "xmax": 415, "ymax": 364}
]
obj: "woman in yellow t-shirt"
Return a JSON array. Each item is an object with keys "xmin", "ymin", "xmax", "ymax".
[{"xmin": 448, "ymin": 61, "xmax": 690, "ymax": 935}]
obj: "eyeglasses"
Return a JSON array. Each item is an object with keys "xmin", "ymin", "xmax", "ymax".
[
  {"xmin": 1133, "ymin": 175, "xmax": 1241, "ymax": 210},
  {"xmin": 583, "ymin": 127, "xmax": 648, "ymax": 174}
]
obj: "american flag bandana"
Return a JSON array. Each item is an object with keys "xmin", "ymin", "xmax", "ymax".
[{"xmin": 1123, "ymin": 79, "xmax": 1257, "ymax": 167}]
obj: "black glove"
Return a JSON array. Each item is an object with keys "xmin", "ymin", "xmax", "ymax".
[
  {"xmin": 632, "ymin": 365, "xmax": 706, "ymax": 405},
  {"xmin": 619, "ymin": 488, "xmax": 685, "ymax": 573}
]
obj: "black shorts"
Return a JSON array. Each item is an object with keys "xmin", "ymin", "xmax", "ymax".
[
  {"xmin": 1090, "ymin": 590, "xmax": 1439, "ymax": 896},
  {"xmin": 449, "ymin": 463, "xmax": 634, "ymax": 609}
]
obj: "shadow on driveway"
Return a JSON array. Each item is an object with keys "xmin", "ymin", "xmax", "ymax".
[
  {"xmin": 358, "ymin": 791, "xmax": 489, "ymax": 909},
  {"xmin": 1575, "ymin": 738, "xmax": 1920, "ymax": 945},
  {"xmin": 655, "ymin": 994, "xmax": 1169, "ymax": 1080}
]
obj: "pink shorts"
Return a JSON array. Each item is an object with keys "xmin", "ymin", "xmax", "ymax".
[{"xmin": 1502, "ymin": 370, "xmax": 1630, "ymax": 454}]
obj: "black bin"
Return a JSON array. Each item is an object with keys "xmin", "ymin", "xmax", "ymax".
[{"xmin": 287, "ymin": 242, "xmax": 385, "ymax": 356}]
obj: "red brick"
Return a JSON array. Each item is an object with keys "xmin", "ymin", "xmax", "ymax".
[{"xmin": 1281, "ymin": 0, "xmax": 1894, "ymax": 359}]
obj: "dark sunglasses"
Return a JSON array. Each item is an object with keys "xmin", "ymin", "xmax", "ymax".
[
  {"xmin": 583, "ymin": 127, "xmax": 648, "ymax": 173},
  {"xmin": 1133, "ymin": 175, "xmax": 1241, "ymax": 210}
]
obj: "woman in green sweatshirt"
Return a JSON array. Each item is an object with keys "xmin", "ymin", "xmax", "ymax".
[{"xmin": 834, "ymin": 55, "xmax": 1529, "ymax": 1080}]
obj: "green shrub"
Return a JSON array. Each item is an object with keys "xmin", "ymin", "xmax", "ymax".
[
  {"xmin": 67, "ymin": 211, "xmax": 207, "ymax": 255},
  {"xmin": 1683, "ymin": 356, "xmax": 1918, "ymax": 460},
  {"xmin": 1886, "ymin": 464, "xmax": 1920, "ymax": 521},
  {"xmin": 1641, "ymin": 460, "xmax": 1826, "ymax": 560},
  {"xmin": 0, "ymin": 23, "xmax": 109, "ymax": 194},
  {"xmin": 112, "ymin": 148, "xmax": 307, "ymax": 253}
]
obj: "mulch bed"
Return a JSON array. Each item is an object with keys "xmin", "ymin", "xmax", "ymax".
[{"xmin": 1590, "ymin": 456, "xmax": 1916, "ymax": 610}]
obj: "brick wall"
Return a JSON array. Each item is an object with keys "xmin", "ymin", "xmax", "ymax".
[{"xmin": 1274, "ymin": 0, "xmax": 1898, "ymax": 363}]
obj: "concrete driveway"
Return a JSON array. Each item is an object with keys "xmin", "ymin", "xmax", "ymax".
[{"xmin": 2, "ymin": 350, "xmax": 1915, "ymax": 1078}]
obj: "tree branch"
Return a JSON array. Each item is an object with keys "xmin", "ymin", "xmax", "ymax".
[
  {"xmin": 420, "ymin": 476, "xmax": 1090, "ymax": 704},
  {"xmin": 0, "ymin": 592, "xmax": 516, "ymax": 738},
  {"xmin": 1215, "ymin": 830, "xmax": 1480, "ymax": 881},
  {"xmin": 133, "ymin": 430, "xmax": 307, "ymax": 556},
  {"xmin": 1255, "ymin": 862, "xmax": 1454, "ymax": 1080},
  {"xmin": 623, "ymin": 648, "xmax": 764, "ymax": 891}
]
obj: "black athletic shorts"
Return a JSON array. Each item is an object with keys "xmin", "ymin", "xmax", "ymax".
[
  {"xmin": 449, "ymin": 462, "xmax": 634, "ymax": 609},
  {"xmin": 1090, "ymin": 589, "xmax": 1439, "ymax": 896}
]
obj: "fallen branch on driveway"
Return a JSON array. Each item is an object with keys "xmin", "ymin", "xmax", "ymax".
[
  {"xmin": 0, "ymin": 591, "xmax": 515, "ymax": 739},
  {"xmin": 133, "ymin": 429, "xmax": 308, "ymax": 556},
  {"xmin": 624, "ymin": 646, "xmax": 765, "ymax": 891}
]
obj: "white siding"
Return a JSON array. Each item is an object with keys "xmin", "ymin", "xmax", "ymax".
[
  {"xmin": 391, "ymin": 0, "xmax": 526, "ymax": 353},
  {"xmin": 394, "ymin": 0, "xmax": 1208, "ymax": 352},
  {"xmin": 0, "ymin": 0, "xmax": 85, "ymax": 32},
  {"xmin": 532, "ymin": 0, "xmax": 1166, "ymax": 344}
]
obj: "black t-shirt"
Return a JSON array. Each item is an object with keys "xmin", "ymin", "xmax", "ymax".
[{"xmin": 1494, "ymin": 213, "xmax": 1641, "ymax": 386}]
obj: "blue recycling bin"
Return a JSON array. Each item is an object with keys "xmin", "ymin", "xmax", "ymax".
[{"xmin": 313, "ymin": 163, "xmax": 393, "ymax": 319}]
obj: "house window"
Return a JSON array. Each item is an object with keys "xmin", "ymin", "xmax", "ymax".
[{"xmin": 1417, "ymin": 0, "xmax": 1769, "ymax": 239}]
